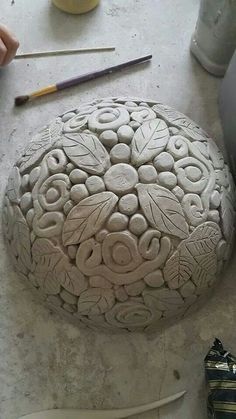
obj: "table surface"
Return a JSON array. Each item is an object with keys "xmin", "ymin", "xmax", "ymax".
[{"xmin": 0, "ymin": 1, "xmax": 234, "ymax": 419}]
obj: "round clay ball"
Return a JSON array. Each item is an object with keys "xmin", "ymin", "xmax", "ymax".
[
  {"xmin": 26, "ymin": 208, "xmax": 35, "ymax": 228},
  {"xmin": 117, "ymin": 125, "xmax": 134, "ymax": 144},
  {"xmin": 104, "ymin": 163, "xmax": 138, "ymax": 195},
  {"xmin": 118, "ymin": 194, "xmax": 139, "ymax": 215},
  {"xmin": 85, "ymin": 176, "xmax": 105, "ymax": 194},
  {"xmin": 158, "ymin": 172, "xmax": 177, "ymax": 189},
  {"xmin": 208, "ymin": 210, "xmax": 220, "ymax": 223},
  {"xmin": 210, "ymin": 190, "xmax": 221, "ymax": 209},
  {"xmin": 172, "ymin": 186, "xmax": 185, "ymax": 201},
  {"xmin": 185, "ymin": 166, "xmax": 202, "ymax": 182},
  {"xmin": 129, "ymin": 120, "xmax": 141, "ymax": 131},
  {"xmin": 154, "ymin": 152, "xmax": 174, "ymax": 172},
  {"xmin": 129, "ymin": 214, "xmax": 148, "ymax": 236},
  {"xmin": 110, "ymin": 143, "xmax": 131, "ymax": 164},
  {"xmin": 169, "ymin": 127, "xmax": 179, "ymax": 136},
  {"xmin": 125, "ymin": 101, "xmax": 138, "ymax": 107},
  {"xmin": 29, "ymin": 167, "xmax": 40, "ymax": 188},
  {"xmin": 20, "ymin": 192, "xmax": 33, "ymax": 213},
  {"xmin": 66, "ymin": 163, "xmax": 75, "ymax": 174},
  {"xmin": 95, "ymin": 229, "xmax": 109, "ymax": 242},
  {"xmin": 61, "ymin": 112, "xmax": 76, "ymax": 123},
  {"xmin": 70, "ymin": 184, "xmax": 89, "ymax": 203},
  {"xmin": 69, "ymin": 169, "xmax": 88, "ymax": 184},
  {"xmin": 107, "ymin": 212, "xmax": 129, "ymax": 232},
  {"xmin": 68, "ymin": 245, "xmax": 77, "ymax": 259},
  {"xmin": 138, "ymin": 165, "xmax": 157, "ymax": 183},
  {"xmin": 99, "ymin": 130, "xmax": 118, "ymax": 148},
  {"xmin": 21, "ymin": 174, "xmax": 29, "ymax": 191}
]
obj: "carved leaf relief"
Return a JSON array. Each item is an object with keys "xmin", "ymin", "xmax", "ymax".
[
  {"xmin": 131, "ymin": 118, "xmax": 169, "ymax": 166},
  {"xmin": 163, "ymin": 251, "xmax": 194, "ymax": 289},
  {"xmin": 176, "ymin": 119, "xmax": 208, "ymax": 142},
  {"xmin": 32, "ymin": 238, "xmax": 87, "ymax": 295},
  {"xmin": 143, "ymin": 288, "xmax": 184, "ymax": 311},
  {"xmin": 32, "ymin": 238, "xmax": 62, "ymax": 270},
  {"xmin": 185, "ymin": 222, "xmax": 221, "ymax": 256},
  {"xmin": 55, "ymin": 263, "xmax": 87, "ymax": 296},
  {"xmin": 7, "ymin": 166, "xmax": 21, "ymax": 203},
  {"xmin": 220, "ymin": 188, "xmax": 235, "ymax": 241},
  {"xmin": 207, "ymin": 139, "xmax": 224, "ymax": 170},
  {"xmin": 32, "ymin": 238, "xmax": 63, "ymax": 293},
  {"xmin": 77, "ymin": 288, "xmax": 115, "ymax": 315},
  {"xmin": 13, "ymin": 206, "xmax": 32, "ymax": 271},
  {"xmin": 2, "ymin": 196, "xmax": 15, "ymax": 240},
  {"xmin": 19, "ymin": 119, "xmax": 63, "ymax": 173},
  {"xmin": 63, "ymin": 132, "xmax": 110, "ymax": 175},
  {"xmin": 192, "ymin": 251, "xmax": 217, "ymax": 288},
  {"xmin": 62, "ymin": 192, "xmax": 118, "ymax": 246},
  {"xmin": 152, "ymin": 103, "xmax": 186, "ymax": 123},
  {"xmin": 137, "ymin": 184, "xmax": 189, "ymax": 239},
  {"xmin": 152, "ymin": 103, "xmax": 208, "ymax": 142},
  {"xmin": 164, "ymin": 222, "xmax": 221, "ymax": 289}
]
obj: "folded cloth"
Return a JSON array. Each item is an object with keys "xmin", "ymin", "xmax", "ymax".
[{"xmin": 205, "ymin": 338, "xmax": 236, "ymax": 418}]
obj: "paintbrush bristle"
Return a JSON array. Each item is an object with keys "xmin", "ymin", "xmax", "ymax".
[{"xmin": 15, "ymin": 95, "xmax": 30, "ymax": 106}]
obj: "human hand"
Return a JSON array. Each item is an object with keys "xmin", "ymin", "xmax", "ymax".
[{"xmin": 0, "ymin": 24, "xmax": 19, "ymax": 66}]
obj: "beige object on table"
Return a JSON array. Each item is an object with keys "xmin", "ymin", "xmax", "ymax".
[
  {"xmin": 52, "ymin": 0, "xmax": 100, "ymax": 14},
  {"xmin": 18, "ymin": 391, "xmax": 186, "ymax": 419}
]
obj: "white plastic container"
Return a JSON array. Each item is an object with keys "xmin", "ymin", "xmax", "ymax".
[
  {"xmin": 219, "ymin": 50, "xmax": 236, "ymax": 180},
  {"xmin": 191, "ymin": 0, "xmax": 236, "ymax": 76}
]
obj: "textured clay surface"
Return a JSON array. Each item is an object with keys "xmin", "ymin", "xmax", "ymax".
[{"xmin": 3, "ymin": 97, "xmax": 236, "ymax": 332}]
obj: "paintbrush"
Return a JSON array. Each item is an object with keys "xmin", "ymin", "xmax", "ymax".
[{"xmin": 15, "ymin": 54, "xmax": 152, "ymax": 107}]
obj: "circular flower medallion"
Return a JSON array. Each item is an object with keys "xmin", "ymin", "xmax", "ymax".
[
  {"xmin": 3, "ymin": 97, "xmax": 235, "ymax": 332},
  {"xmin": 102, "ymin": 232, "xmax": 143, "ymax": 273}
]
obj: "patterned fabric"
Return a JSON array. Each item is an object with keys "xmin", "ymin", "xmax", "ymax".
[{"xmin": 205, "ymin": 339, "xmax": 236, "ymax": 418}]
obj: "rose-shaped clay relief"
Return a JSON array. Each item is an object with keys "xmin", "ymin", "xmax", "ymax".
[{"xmin": 3, "ymin": 97, "xmax": 236, "ymax": 332}]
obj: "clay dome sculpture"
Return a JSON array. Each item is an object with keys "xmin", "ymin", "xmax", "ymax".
[{"xmin": 3, "ymin": 97, "xmax": 235, "ymax": 332}]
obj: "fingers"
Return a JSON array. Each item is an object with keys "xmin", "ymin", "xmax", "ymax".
[
  {"xmin": 0, "ymin": 38, "xmax": 7, "ymax": 66},
  {"xmin": 0, "ymin": 24, "xmax": 19, "ymax": 66}
]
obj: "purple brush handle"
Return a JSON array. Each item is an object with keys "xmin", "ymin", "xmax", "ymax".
[{"xmin": 56, "ymin": 54, "xmax": 152, "ymax": 90}]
